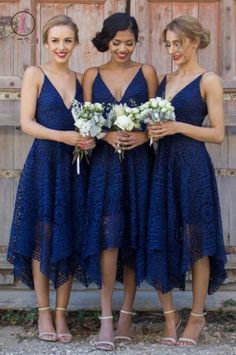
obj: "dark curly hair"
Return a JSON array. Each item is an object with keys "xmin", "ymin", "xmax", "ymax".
[{"xmin": 92, "ymin": 12, "xmax": 139, "ymax": 52}]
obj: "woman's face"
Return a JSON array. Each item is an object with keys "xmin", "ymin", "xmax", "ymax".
[
  {"xmin": 164, "ymin": 29, "xmax": 197, "ymax": 65},
  {"xmin": 45, "ymin": 25, "xmax": 77, "ymax": 63},
  {"xmin": 108, "ymin": 29, "xmax": 136, "ymax": 63}
]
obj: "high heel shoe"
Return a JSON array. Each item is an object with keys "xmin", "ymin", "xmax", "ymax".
[
  {"xmin": 177, "ymin": 311, "xmax": 207, "ymax": 346},
  {"xmin": 160, "ymin": 309, "xmax": 182, "ymax": 346},
  {"xmin": 114, "ymin": 309, "xmax": 136, "ymax": 342},
  {"xmin": 38, "ymin": 306, "xmax": 57, "ymax": 342},
  {"xmin": 55, "ymin": 307, "xmax": 72, "ymax": 343},
  {"xmin": 96, "ymin": 315, "xmax": 115, "ymax": 351}
]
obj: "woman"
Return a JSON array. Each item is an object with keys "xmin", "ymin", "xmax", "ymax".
[
  {"xmin": 7, "ymin": 15, "xmax": 94, "ymax": 342},
  {"xmin": 82, "ymin": 12, "xmax": 158, "ymax": 351},
  {"xmin": 147, "ymin": 16, "xmax": 227, "ymax": 347}
]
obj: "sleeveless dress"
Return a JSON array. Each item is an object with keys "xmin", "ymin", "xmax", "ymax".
[
  {"xmin": 82, "ymin": 67, "xmax": 155, "ymax": 286},
  {"xmin": 7, "ymin": 72, "xmax": 87, "ymax": 289},
  {"xmin": 146, "ymin": 75, "xmax": 227, "ymax": 294}
]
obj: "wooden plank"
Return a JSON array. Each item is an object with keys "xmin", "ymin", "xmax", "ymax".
[
  {"xmin": 0, "ymin": 113, "xmax": 19, "ymax": 126},
  {"xmin": 172, "ymin": 1, "xmax": 198, "ymax": 18},
  {"xmin": 148, "ymin": 1, "xmax": 172, "ymax": 74},
  {"xmin": 38, "ymin": 0, "xmax": 106, "ymax": 3},
  {"xmin": 0, "ymin": 2, "xmax": 13, "ymax": 78},
  {"xmin": 217, "ymin": 176, "xmax": 230, "ymax": 246},
  {"xmin": 0, "ymin": 77, "xmax": 22, "ymax": 89},
  {"xmin": 228, "ymin": 127, "xmax": 236, "ymax": 246},
  {"xmin": 199, "ymin": 1, "xmax": 220, "ymax": 73},
  {"xmin": 13, "ymin": 0, "xmax": 36, "ymax": 79},
  {"xmin": 0, "ymin": 178, "xmax": 14, "ymax": 247},
  {"xmin": 68, "ymin": 2, "xmax": 106, "ymax": 72},
  {"xmin": 206, "ymin": 128, "xmax": 228, "ymax": 169},
  {"xmin": 130, "ymin": 0, "xmax": 149, "ymax": 64},
  {"xmin": 0, "ymin": 127, "xmax": 14, "ymax": 169},
  {"xmin": 148, "ymin": 0, "xmax": 218, "ymax": 2},
  {"xmin": 222, "ymin": 0, "xmax": 236, "ymax": 81},
  {"xmin": 14, "ymin": 128, "xmax": 33, "ymax": 169}
]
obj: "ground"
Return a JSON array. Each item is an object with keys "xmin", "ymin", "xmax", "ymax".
[{"xmin": 0, "ymin": 310, "xmax": 236, "ymax": 354}]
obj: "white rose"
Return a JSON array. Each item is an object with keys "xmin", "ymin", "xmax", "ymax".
[
  {"xmin": 115, "ymin": 115, "xmax": 135, "ymax": 131},
  {"xmin": 84, "ymin": 101, "xmax": 91, "ymax": 108},
  {"xmin": 150, "ymin": 98, "xmax": 158, "ymax": 108},
  {"xmin": 94, "ymin": 102, "xmax": 103, "ymax": 111},
  {"xmin": 114, "ymin": 104, "xmax": 125, "ymax": 116},
  {"xmin": 158, "ymin": 100, "xmax": 166, "ymax": 108}
]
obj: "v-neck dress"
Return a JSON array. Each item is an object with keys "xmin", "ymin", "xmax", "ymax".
[
  {"xmin": 146, "ymin": 75, "xmax": 227, "ymax": 294},
  {"xmin": 7, "ymin": 72, "xmax": 88, "ymax": 289},
  {"xmin": 82, "ymin": 67, "xmax": 155, "ymax": 287}
]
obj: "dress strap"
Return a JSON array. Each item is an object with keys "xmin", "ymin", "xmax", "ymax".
[{"xmin": 37, "ymin": 66, "xmax": 46, "ymax": 75}]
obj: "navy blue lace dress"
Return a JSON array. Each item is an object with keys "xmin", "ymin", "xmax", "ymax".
[
  {"xmin": 82, "ymin": 67, "xmax": 155, "ymax": 287},
  {"xmin": 146, "ymin": 75, "xmax": 227, "ymax": 294},
  {"xmin": 7, "ymin": 73, "xmax": 87, "ymax": 289}
]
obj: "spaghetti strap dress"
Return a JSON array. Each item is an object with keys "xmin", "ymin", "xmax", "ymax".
[
  {"xmin": 82, "ymin": 66, "xmax": 155, "ymax": 287},
  {"xmin": 7, "ymin": 71, "xmax": 88, "ymax": 289},
  {"xmin": 146, "ymin": 74, "xmax": 227, "ymax": 294}
]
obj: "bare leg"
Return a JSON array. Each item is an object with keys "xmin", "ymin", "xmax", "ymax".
[
  {"xmin": 32, "ymin": 259, "xmax": 56, "ymax": 341},
  {"xmin": 157, "ymin": 290, "xmax": 181, "ymax": 345},
  {"xmin": 116, "ymin": 265, "xmax": 136, "ymax": 339},
  {"xmin": 97, "ymin": 248, "xmax": 118, "ymax": 350},
  {"xmin": 54, "ymin": 276, "xmax": 73, "ymax": 342},
  {"xmin": 177, "ymin": 256, "xmax": 209, "ymax": 346}
]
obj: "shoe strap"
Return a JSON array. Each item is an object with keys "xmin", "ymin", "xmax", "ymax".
[
  {"xmin": 163, "ymin": 309, "xmax": 175, "ymax": 315},
  {"xmin": 99, "ymin": 315, "xmax": 113, "ymax": 320},
  {"xmin": 55, "ymin": 307, "xmax": 67, "ymax": 311},
  {"xmin": 38, "ymin": 306, "xmax": 50, "ymax": 311},
  {"xmin": 191, "ymin": 311, "xmax": 207, "ymax": 317},
  {"xmin": 120, "ymin": 309, "xmax": 136, "ymax": 316}
]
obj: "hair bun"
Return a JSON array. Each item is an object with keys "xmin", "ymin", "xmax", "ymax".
[
  {"xmin": 199, "ymin": 28, "xmax": 210, "ymax": 49},
  {"xmin": 92, "ymin": 31, "xmax": 109, "ymax": 52}
]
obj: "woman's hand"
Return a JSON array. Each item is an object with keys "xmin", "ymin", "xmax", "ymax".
[
  {"xmin": 148, "ymin": 121, "xmax": 179, "ymax": 140},
  {"xmin": 60, "ymin": 131, "xmax": 95, "ymax": 149},
  {"xmin": 118, "ymin": 131, "xmax": 149, "ymax": 150},
  {"xmin": 103, "ymin": 131, "xmax": 124, "ymax": 150}
]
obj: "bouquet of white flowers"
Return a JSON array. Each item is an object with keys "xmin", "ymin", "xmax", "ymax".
[
  {"xmin": 106, "ymin": 103, "xmax": 142, "ymax": 160},
  {"xmin": 71, "ymin": 100, "xmax": 106, "ymax": 173},
  {"xmin": 139, "ymin": 97, "xmax": 176, "ymax": 145}
]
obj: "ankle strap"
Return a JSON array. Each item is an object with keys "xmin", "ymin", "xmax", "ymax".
[
  {"xmin": 56, "ymin": 307, "xmax": 67, "ymax": 311},
  {"xmin": 38, "ymin": 306, "xmax": 50, "ymax": 311},
  {"xmin": 163, "ymin": 309, "xmax": 175, "ymax": 315},
  {"xmin": 191, "ymin": 311, "xmax": 207, "ymax": 317},
  {"xmin": 99, "ymin": 315, "xmax": 113, "ymax": 320},
  {"xmin": 120, "ymin": 309, "xmax": 136, "ymax": 316}
]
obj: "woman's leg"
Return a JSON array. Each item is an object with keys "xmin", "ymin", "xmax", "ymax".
[
  {"xmin": 177, "ymin": 256, "xmax": 209, "ymax": 346},
  {"xmin": 116, "ymin": 265, "xmax": 136, "ymax": 338},
  {"xmin": 97, "ymin": 248, "xmax": 118, "ymax": 349},
  {"xmin": 32, "ymin": 259, "xmax": 57, "ymax": 341},
  {"xmin": 54, "ymin": 276, "xmax": 73, "ymax": 342},
  {"xmin": 158, "ymin": 291, "xmax": 181, "ymax": 345}
]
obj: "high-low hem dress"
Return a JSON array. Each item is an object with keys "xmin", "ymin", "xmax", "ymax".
[
  {"xmin": 7, "ymin": 72, "xmax": 88, "ymax": 289},
  {"xmin": 146, "ymin": 74, "xmax": 227, "ymax": 295},
  {"xmin": 82, "ymin": 66, "xmax": 155, "ymax": 287}
]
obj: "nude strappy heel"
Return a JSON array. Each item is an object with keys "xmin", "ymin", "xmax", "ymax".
[
  {"xmin": 38, "ymin": 306, "xmax": 57, "ymax": 342},
  {"xmin": 177, "ymin": 311, "xmax": 207, "ymax": 346},
  {"xmin": 96, "ymin": 315, "xmax": 115, "ymax": 351},
  {"xmin": 160, "ymin": 309, "xmax": 182, "ymax": 346},
  {"xmin": 114, "ymin": 309, "xmax": 136, "ymax": 342},
  {"xmin": 55, "ymin": 307, "xmax": 72, "ymax": 343}
]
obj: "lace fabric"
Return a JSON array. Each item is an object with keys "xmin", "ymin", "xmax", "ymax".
[
  {"xmin": 82, "ymin": 68, "xmax": 155, "ymax": 286},
  {"xmin": 146, "ymin": 75, "xmax": 227, "ymax": 294},
  {"xmin": 7, "ymin": 75, "xmax": 88, "ymax": 288}
]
